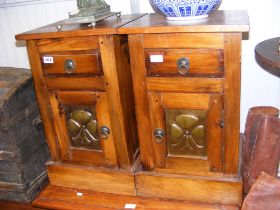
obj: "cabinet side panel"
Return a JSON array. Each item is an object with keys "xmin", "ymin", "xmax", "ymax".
[
  {"xmin": 26, "ymin": 40, "xmax": 61, "ymax": 161},
  {"xmin": 99, "ymin": 35, "xmax": 138, "ymax": 168},
  {"xmin": 113, "ymin": 35, "xmax": 139, "ymax": 162},
  {"xmin": 128, "ymin": 34, "xmax": 155, "ymax": 170},
  {"xmin": 223, "ymin": 33, "xmax": 242, "ymax": 174}
]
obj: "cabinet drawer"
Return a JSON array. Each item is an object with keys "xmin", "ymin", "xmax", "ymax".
[
  {"xmin": 41, "ymin": 50, "xmax": 102, "ymax": 76},
  {"xmin": 145, "ymin": 49, "xmax": 224, "ymax": 77}
]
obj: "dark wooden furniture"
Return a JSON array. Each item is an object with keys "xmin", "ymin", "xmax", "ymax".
[
  {"xmin": 119, "ymin": 10, "xmax": 249, "ymax": 206},
  {"xmin": 16, "ymin": 11, "xmax": 249, "ymax": 209},
  {"xmin": 0, "ymin": 67, "xmax": 49, "ymax": 202},
  {"xmin": 255, "ymin": 37, "xmax": 280, "ymax": 77},
  {"xmin": 0, "ymin": 200, "xmax": 45, "ymax": 210}
]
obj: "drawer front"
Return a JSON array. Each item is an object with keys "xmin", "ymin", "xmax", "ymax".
[
  {"xmin": 41, "ymin": 50, "xmax": 102, "ymax": 76},
  {"xmin": 145, "ymin": 48, "xmax": 224, "ymax": 77}
]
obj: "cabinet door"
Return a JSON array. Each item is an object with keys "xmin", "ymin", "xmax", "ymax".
[
  {"xmin": 148, "ymin": 92, "xmax": 224, "ymax": 175},
  {"xmin": 48, "ymin": 91, "xmax": 117, "ymax": 166}
]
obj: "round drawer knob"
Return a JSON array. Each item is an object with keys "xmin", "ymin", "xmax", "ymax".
[
  {"xmin": 153, "ymin": 128, "xmax": 165, "ymax": 144},
  {"xmin": 177, "ymin": 57, "xmax": 190, "ymax": 75},
  {"xmin": 64, "ymin": 59, "xmax": 76, "ymax": 74},
  {"xmin": 100, "ymin": 126, "xmax": 110, "ymax": 140}
]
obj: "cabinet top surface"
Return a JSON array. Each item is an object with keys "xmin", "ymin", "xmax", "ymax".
[
  {"xmin": 16, "ymin": 14, "xmax": 146, "ymax": 40},
  {"xmin": 119, "ymin": 10, "xmax": 249, "ymax": 34},
  {"xmin": 16, "ymin": 10, "xmax": 249, "ymax": 40}
]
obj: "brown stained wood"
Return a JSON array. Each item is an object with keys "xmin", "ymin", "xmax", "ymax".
[
  {"xmin": 148, "ymin": 92, "xmax": 167, "ymax": 168},
  {"xmin": 128, "ymin": 34, "xmax": 155, "ymax": 170},
  {"xmin": 207, "ymin": 95, "xmax": 223, "ymax": 172},
  {"xmin": 223, "ymin": 33, "xmax": 241, "ymax": 174},
  {"xmin": 135, "ymin": 170, "xmax": 243, "ymax": 205},
  {"xmin": 255, "ymin": 37, "xmax": 280, "ymax": 77},
  {"xmin": 99, "ymin": 35, "xmax": 138, "ymax": 169},
  {"xmin": 37, "ymin": 37, "xmax": 100, "ymax": 53},
  {"xmin": 143, "ymin": 33, "xmax": 224, "ymax": 49},
  {"xmin": 68, "ymin": 149, "xmax": 105, "ymax": 166},
  {"xmin": 48, "ymin": 91, "xmax": 70, "ymax": 161},
  {"xmin": 49, "ymin": 91, "xmax": 117, "ymax": 166},
  {"xmin": 46, "ymin": 162, "xmax": 136, "ymax": 196},
  {"xmin": 16, "ymin": 14, "xmax": 147, "ymax": 40},
  {"xmin": 113, "ymin": 35, "xmax": 139, "ymax": 161},
  {"xmin": 161, "ymin": 93, "xmax": 210, "ymax": 110},
  {"xmin": 45, "ymin": 77, "xmax": 105, "ymax": 91},
  {"xmin": 96, "ymin": 92, "xmax": 117, "ymax": 166},
  {"xmin": 118, "ymin": 11, "xmax": 249, "ymax": 34},
  {"xmin": 56, "ymin": 91, "xmax": 97, "ymax": 105},
  {"xmin": 152, "ymin": 93, "xmax": 223, "ymax": 175},
  {"xmin": 32, "ymin": 184, "xmax": 240, "ymax": 210},
  {"xmin": 0, "ymin": 200, "xmax": 46, "ymax": 210},
  {"xmin": 146, "ymin": 77, "xmax": 224, "ymax": 93},
  {"xmin": 41, "ymin": 51, "xmax": 102, "ymax": 76},
  {"xmin": 26, "ymin": 40, "xmax": 61, "ymax": 161},
  {"xmin": 158, "ymin": 157, "xmax": 222, "ymax": 177},
  {"xmin": 145, "ymin": 48, "xmax": 224, "ymax": 76}
]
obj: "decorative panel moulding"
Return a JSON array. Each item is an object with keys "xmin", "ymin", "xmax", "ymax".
[{"xmin": 0, "ymin": 0, "xmax": 74, "ymax": 8}]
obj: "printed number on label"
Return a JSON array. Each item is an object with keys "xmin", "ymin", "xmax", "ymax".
[{"xmin": 43, "ymin": 57, "xmax": 54, "ymax": 64}]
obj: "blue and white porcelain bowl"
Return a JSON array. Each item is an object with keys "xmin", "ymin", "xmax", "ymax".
[{"xmin": 150, "ymin": 0, "xmax": 222, "ymax": 21}]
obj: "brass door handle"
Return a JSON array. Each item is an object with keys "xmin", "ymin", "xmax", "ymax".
[
  {"xmin": 177, "ymin": 57, "xmax": 190, "ymax": 75},
  {"xmin": 100, "ymin": 126, "xmax": 110, "ymax": 140},
  {"xmin": 153, "ymin": 128, "xmax": 165, "ymax": 144},
  {"xmin": 64, "ymin": 59, "xmax": 76, "ymax": 74}
]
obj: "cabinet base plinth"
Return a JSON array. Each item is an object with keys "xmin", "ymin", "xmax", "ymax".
[
  {"xmin": 46, "ymin": 161, "xmax": 137, "ymax": 196},
  {"xmin": 33, "ymin": 184, "xmax": 240, "ymax": 210},
  {"xmin": 135, "ymin": 168, "xmax": 243, "ymax": 206}
]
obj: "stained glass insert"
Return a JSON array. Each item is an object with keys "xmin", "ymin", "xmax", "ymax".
[
  {"xmin": 166, "ymin": 109, "xmax": 207, "ymax": 158},
  {"xmin": 64, "ymin": 105, "xmax": 101, "ymax": 150}
]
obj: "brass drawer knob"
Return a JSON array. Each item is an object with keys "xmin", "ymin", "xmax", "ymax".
[
  {"xmin": 64, "ymin": 59, "xmax": 76, "ymax": 74},
  {"xmin": 100, "ymin": 126, "xmax": 110, "ymax": 140},
  {"xmin": 177, "ymin": 57, "xmax": 190, "ymax": 75},
  {"xmin": 153, "ymin": 128, "xmax": 165, "ymax": 144}
]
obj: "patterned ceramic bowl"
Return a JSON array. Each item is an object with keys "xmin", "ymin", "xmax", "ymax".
[{"xmin": 150, "ymin": 0, "xmax": 222, "ymax": 21}]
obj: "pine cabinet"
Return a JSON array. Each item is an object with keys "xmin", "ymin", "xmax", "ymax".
[
  {"xmin": 119, "ymin": 11, "xmax": 249, "ymax": 205},
  {"xmin": 16, "ymin": 15, "xmax": 143, "ymax": 196},
  {"xmin": 16, "ymin": 11, "xmax": 249, "ymax": 209}
]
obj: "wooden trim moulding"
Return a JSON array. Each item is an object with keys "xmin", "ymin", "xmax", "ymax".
[
  {"xmin": 135, "ymin": 167, "xmax": 243, "ymax": 206},
  {"xmin": 33, "ymin": 184, "xmax": 240, "ymax": 210},
  {"xmin": 46, "ymin": 161, "xmax": 137, "ymax": 196}
]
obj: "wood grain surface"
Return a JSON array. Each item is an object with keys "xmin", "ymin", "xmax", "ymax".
[
  {"xmin": 32, "ymin": 184, "xmax": 240, "ymax": 210},
  {"xmin": 119, "ymin": 11, "xmax": 249, "ymax": 34},
  {"xmin": 16, "ymin": 14, "xmax": 147, "ymax": 40}
]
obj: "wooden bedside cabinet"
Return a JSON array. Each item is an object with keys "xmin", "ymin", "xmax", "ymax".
[
  {"xmin": 15, "ymin": 11, "xmax": 250, "ymax": 209},
  {"xmin": 119, "ymin": 11, "xmax": 249, "ymax": 205},
  {"xmin": 16, "ymin": 14, "xmax": 144, "ymax": 196}
]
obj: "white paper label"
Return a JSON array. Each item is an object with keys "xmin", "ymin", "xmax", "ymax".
[
  {"xmin": 150, "ymin": 55, "xmax": 163, "ymax": 63},
  {"xmin": 43, "ymin": 56, "xmax": 54, "ymax": 64},
  {"xmin": 76, "ymin": 192, "xmax": 83, "ymax": 197},
  {"xmin": 124, "ymin": 204, "xmax": 136, "ymax": 209}
]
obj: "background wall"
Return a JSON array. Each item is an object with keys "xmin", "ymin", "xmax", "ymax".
[
  {"xmin": 0, "ymin": 0, "xmax": 279, "ymax": 131},
  {"xmin": 0, "ymin": 0, "xmax": 131, "ymax": 68}
]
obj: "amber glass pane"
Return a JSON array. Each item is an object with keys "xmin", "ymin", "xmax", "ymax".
[
  {"xmin": 166, "ymin": 109, "xmax": 207, "ymax": 158},
  {"xmin": 64, "ymin": 105, "xmax": 101, "ymax": 151}
]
